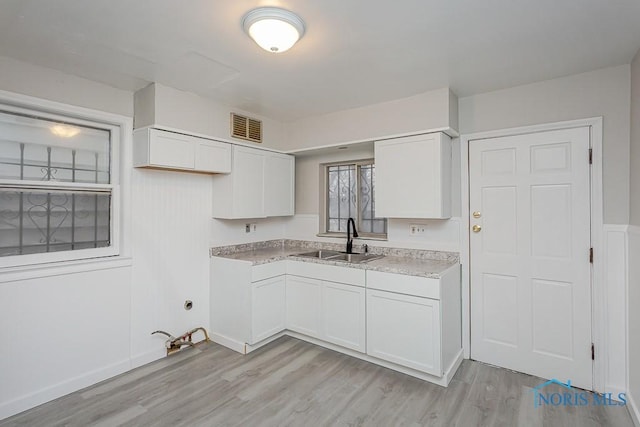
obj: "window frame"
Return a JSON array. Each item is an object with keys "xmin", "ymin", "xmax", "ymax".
[
  {"xmin": 0, "ymin": 93, "xmax": 127, "ymax": 269},
  {"xmin": 319, "ymin": 159, "xmax": 387, "ymax": 240}
]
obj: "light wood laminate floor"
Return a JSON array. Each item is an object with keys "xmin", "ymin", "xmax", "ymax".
[{"xmin": 1, "ymin": 336, "xmax": 633, "ymax": 427}]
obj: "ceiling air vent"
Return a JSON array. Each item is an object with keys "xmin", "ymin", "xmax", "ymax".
[{"xmin": 230, "ymin": 113, "xmax": 262, "ymax": 143}]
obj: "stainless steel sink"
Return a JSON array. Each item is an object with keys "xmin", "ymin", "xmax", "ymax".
[
  {"xmin": 292, "ymin": 250, "xmax": 384, "ymax": 264},
  {"xmin": 325, "ymin": 253, "xmax": 385, "ymax": 264},
  {"xmin": 294, "ymin": 250, "xmax": 342, "ymax": 259}
]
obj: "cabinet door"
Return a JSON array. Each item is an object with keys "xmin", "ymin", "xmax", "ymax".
[
  {"xmin": 264, "ymin": 152, "xmax": 294, "ymax": 217},
  {"xmin": 366, "ymin": 289, "xmax": 442, "ymax": 375},
  {"xmin": 321, "ymin": 281, "xmax": 366, "ymax": 352},
  {"xmin": 286, "ymin": 276, "xmax": 322, "ymax": 338},
  {"xmin": 233, "ymin": 146, "xmax": 265, "ymax": 218},
  {"xmin": 149, "ymin": 129, "xmax": 195, "ymax": 169},
  {"xmin": 195, "ymin": 139, "xmax": 231, "ymax": 173},
  {"xmin": 251, "ymin": 276, "xmax": 286, "ymax": 344},
  {"xmin": 375, "ymin": 133, "xmax": 451, "ymax": 219}
]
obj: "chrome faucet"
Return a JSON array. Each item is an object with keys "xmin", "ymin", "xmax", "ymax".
[{"xmin": 346, "ymin": 217, "xmax": 358, "ymax": 254}]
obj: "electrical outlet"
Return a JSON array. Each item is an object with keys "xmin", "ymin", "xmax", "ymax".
[
  {"xmin": 245, "ymin": 223, "xmax": 251, "ymax": 233},
  {"xmin": 409, "ymin": 224, "xmax": 427, "ymax": 236},
  {"xmin": 251, "ymin": 223, "xmax": 257, "ymax": 232}
]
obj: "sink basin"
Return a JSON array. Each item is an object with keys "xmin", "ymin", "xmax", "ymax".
[
  {"xmin": 292, "ymin": 250, "xmax": 384, "ymax": 264},
  {"xmin": 325, "ymin": 253, "xmax": 385, "ymax": 264},
  {"xmin": 294, "ymin": 250, "xmax": 342, "ymax": 259}
]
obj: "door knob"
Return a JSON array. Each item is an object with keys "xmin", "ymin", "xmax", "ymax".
[
  {"xmin": 473, "ymin": 211, "xmax": 481, "ymax": 218},
  {"xmin": 472, "ymin": 225, "xmax": 482, "ymax": 233}
]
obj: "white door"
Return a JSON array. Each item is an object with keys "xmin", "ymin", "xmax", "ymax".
[{"xmin": 469, "ymin": 127, "xmax": 592, "ymax": 389}]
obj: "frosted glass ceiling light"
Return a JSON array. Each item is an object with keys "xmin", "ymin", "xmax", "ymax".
[{"xmin": 242, "ymin": 7, "xmax": 305, "ymax": 53}]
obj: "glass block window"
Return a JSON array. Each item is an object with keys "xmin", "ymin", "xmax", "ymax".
[
  {"xmin": 325, "ymin": 161, "xmax": 386, "ymax": 237},
  {"xmin": 0, "ymin": 108, "xmax": 114, "ymax": 259}
]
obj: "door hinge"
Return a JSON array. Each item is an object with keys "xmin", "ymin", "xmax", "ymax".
[
  {"xmin": 589, "ymin": 247, "xmax": 594, "ymax": 263},
  {"xmin": 589, "ymin": 148, "xmax": 593, "ymax": 164},
  {"xmin": 591, "ymin": 343, "xmax": 595, "ymax": 360}
]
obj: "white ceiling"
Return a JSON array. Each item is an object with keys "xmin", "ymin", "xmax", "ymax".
[{"xmin": 1, "ymin": 0, "xmax": 639, "ymax": 121}]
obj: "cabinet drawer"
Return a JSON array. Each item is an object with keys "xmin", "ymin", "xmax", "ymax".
[
  {"xmin": 252, "ymin": 261, "xmax": 286, "ymax": 282},
  {"xmin": 287, "ymin": 261, "xmax": 365, "ymax": 287},
  {"xmin": 366, "ymin": 270, "xmax": 440, "ymax": 299}
]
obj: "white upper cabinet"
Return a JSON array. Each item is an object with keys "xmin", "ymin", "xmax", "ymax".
[
  {"xmin": 374, "ymin": 132, "xmax": 452, "ymax": 219},
  {"xmin": 264, "ymin": 152, "xmax": 295, "ymax": 217},
  {"xmin": 195, "ymin": 139, "xmax": 233, "ymax": 173},
  {"xmin": 212, "ymin": 145, "xmax": 295, "ymax": 219},
  {"xmin": 133, "ymin": 128, "xmax": 231, "ymax": 173}
]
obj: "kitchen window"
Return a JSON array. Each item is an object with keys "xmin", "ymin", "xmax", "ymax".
[
  {"xmin": 321, "ymin": 160, "xmax": 387, "ymax": 238},
  {"xmin": 0, "ymin": 102, "xmax": 121, "ymax": 268}
]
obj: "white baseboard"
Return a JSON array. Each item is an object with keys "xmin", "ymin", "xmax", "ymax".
[
  {"xmin": 627, "ymin": 391, "xmax": 640, "ymax": 426},
  {"xmin": 285, "ymin": 331, "xmax": 462, "ymax": 387},
  {"xmin": 209, "ymin": 332, "xmax": 247, "ymax": 354},
  {"xmin": 0, "ymin": 359, "xmax": 131, "ymax": 421},
  {"xmin": 130, "ymin": 348, "xmax": 166, "ymax": 369}
]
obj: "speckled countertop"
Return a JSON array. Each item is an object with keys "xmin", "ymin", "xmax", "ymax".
[{"xmin": 210, "ymin": 239, "xmax": 459, "ymax": 279}]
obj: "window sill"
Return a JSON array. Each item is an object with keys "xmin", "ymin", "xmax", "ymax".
[
  {"xmin": 0, "ymin": 255, "xmax": 133, "ymax": 284},
  {"xmin": 316, "ymin": 233, "xmax": 388, "ymax": 241}
]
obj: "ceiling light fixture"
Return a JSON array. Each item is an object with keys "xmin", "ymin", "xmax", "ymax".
[{"xmin": 242, "ymin": 7, "xmax": 305, "ymax": 53}]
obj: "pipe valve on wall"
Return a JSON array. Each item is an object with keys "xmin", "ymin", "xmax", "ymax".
[{"xmin": 151, "ymin": 327, "xmax": 211, "ymax": 356}]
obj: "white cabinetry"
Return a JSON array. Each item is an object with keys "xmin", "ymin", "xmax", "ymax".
[
  {"xmin": 367, "ymin": 290, "xmax": 441, "ymax": 375},
  {"xmin": 210, "ymin": 256, "xmax": 461, "ymax": 385},
  {"xmin": 322, "ymin": 281, "xmax": 366, "ymax": 351},
  {"xmin": 210, "ymin": 257, "xmax": 286, "ymax": 353},
  {"xmin": 251, "ymin": 276, "xmax": 286, "ymax": 344},
  {"xmin": 212, "ymin": 146, "xmax": 295, "ymax": 219},
  {"xmin": 265, "ymin": 151, "xmax": 295, "ymax": 217},
  {"xmin": 375, "ymin": 132, "xmax": 451, "ymax": 219},
  {"xmin": 286, "ymin": 261, "xmax": 366, "ymax": 353},
  {"xmin": 133, "ymin": 128, "xmax": 231, "ymax": 173},
  {"xmin": 366, "ymin": 265, "xmax": 461, "ymax": 378},
  {"xmin": 286, "ymin": 276, "xmax": 322, "ymax": 338}
]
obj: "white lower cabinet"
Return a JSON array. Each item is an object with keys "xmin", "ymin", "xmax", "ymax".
[
  {"xmin": 321, "ymin": 281, "xmax": 366, "ymax": 352},
  {"xmin": 210, "ymin": 257, "xmax": 287, "ymax": 352},
  {"xmin": 251, "ymin": 276, "xmax": 286, "ymax": 344},
  {"xmin": 286, "ymin": 276, "xmax": 366, "ymax": 353},
  {"xmin": 366, "ymin": 289, "xmax": 441, "ymax": 375},
  {"xmin": 211, "ymin": 256, "xmax": 461, "ymax": 385},
  {"xmin": 286, "ymin": 261, "xmax": 367, "ymax": 353},
  {"xmin": 365, "ymin": 266, "xmax": 462, "ymax": 379},
  {"xmin": 285, "ymin": 276, "xmax": 322, "ymax": 338}
]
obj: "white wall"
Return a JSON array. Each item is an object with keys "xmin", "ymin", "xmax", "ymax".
[
  {"xmin": 130, "ymin": 169, "xmax": 212, "ymax": 365},
  {"xmin": 627, "ymin": 48, "xmax": 640, "ymax": 425},
  {"xmin": 0, "ymin": 56, "xmax": 132, "ymax": 117},
  {"xmin": 0, "ymin": 60, "xmax": 217, "ymax": 419},
  {"xmin": 210, "ymin": 218, "xmax": 288, "ymax": 247},
  {"xmin": 289, "ymin": 145, "xmax": 461, "ymax": 252},
  {"xmin": 135, "ymin": 83, "xmax": 287, "ymax": 151},
  {"xmin": 0, "ymin": 265, "xmax": 131, "ymax": 418},
  {"xmin": 630, "ymin": 52, "xmax": 640, "ymax": 226},
  {"xmin": 459, "ymin": 65, "xmax": 631, "ymax": 225},
  {"xmin": 284, "ymin": 87, "xmax": 457, "ymax": 151}
]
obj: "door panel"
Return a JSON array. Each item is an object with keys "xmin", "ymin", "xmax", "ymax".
[
  {"xmin": 321, "ymin": 282, "xmax": 366, "ymax": 352},
  {"xmin": 470, "ymin": 127, "xmax": 592, "ymax": 389},
  {"xmin": 285, "ymin": 276, "xmax": 322, "ymax": 338}
]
